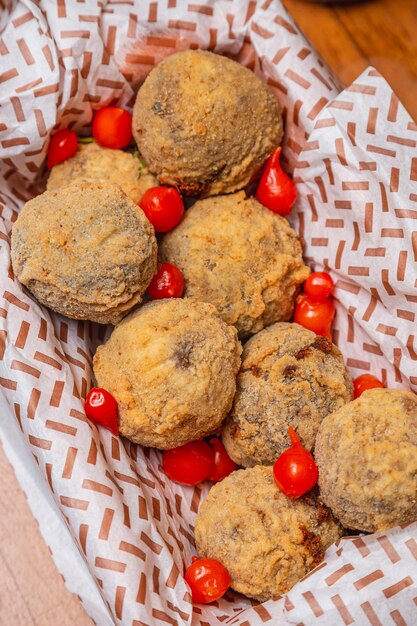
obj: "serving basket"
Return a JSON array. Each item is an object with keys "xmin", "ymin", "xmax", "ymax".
[{"xmin": 0, "ymin": 1, "xmax": 416, "ymax": 624}]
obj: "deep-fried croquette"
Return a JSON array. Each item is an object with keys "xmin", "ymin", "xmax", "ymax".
[
  {"xmin": 11, "ymin": 182, "xmax": 157, "ymax": 324},
  {"xmin": 159, "ymin": 192, "xmax": 309, "ymax": 336},
  {"xmin": 133, "ymin": 50, "xmax": 283, "ymax": 196},
  {"xmin": 315, "ymin": 388, "xmax": 417, "ymax": 532},
  {"xmin": 195, "ymin": 465, "xmax": 343, "ymax": 600},
  {"xmin": 222, "ymin": 323, "xmax": 353, "ymax": 466},
  {"xmin": 93, "ymin": 299, "xmax": 242, "ymax": 448},
  {"xmin": 47, "ymin": 141, "xmax": 157, "ymax": 204}
]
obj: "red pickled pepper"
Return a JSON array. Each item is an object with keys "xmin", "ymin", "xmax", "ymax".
[
  {"xmin": 353, "ymin": 373, "xmax": 384, "ymax": 398},
  {"xmin": 162, "ymin": 438, "xmax": 236, "ymax": 485},
  {"xmin": 273, "ymin": 427, "xmax": 318, "ymax": 498},
  {"xmin": 140, "ymin": 186, "xmax": 185, "ymax": 232},
  {"xmin": 92, "ymin": 106, "xmax": 133, "ymax": 149},
  {"xmin": 294, "ymin": 271, "xmax": 335, "ymax": 340},
  {"xmin": 146, "ymin": 263, "xmax": 184, "ymax": 299},
  {"xmin": 47, "ymin": 128, "xmax": 78, "ymax": 168},
  {"xmin": 304, "ymin": 272, "xmax": 335, "ymax": 301},
  {"xmin": 84, "ymin": 387, "xmax": 119, "ymax": 435},
  {"xmin": 185, "ymin": 557, "xmax": 230, "ymax": 604},
  {"xmin": 294, "ymin": 293, "xmax": 335, "ymax": 340},
  {"xmin": 207, "ymin": 438, "xmax": 237, "ymax": 482},
  {"xmin": 162, "ymin": 440, "xmax": 214, "ymax": 486},
  {"xmin": 256, "ymin": 146, "xmax": 297, "ymax": 216}
]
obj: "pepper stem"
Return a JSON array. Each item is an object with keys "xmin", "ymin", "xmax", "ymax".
[
  {"xmin": 269, "ymin": 145, "xmax": 283, "ymax": 170},
  {"xmin": 288, "ymin": 426, "xmax": 301, "ymax": 447}
]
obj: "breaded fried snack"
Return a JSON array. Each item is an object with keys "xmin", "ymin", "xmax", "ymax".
[
  {"xmin": 132, "ymin": 50, "xmax": 283, "ymax": 196},
  {"xmin": 93, "ymin": 299, "xmax": 242, "ymax": 448},
  {"xmin": 11, "ymin": 182, "xmax": 157, "ymax": 324},
  {"xmin": 47, "ymin": 142, "xmax": 157, "ymax": 204},
  {"xmin": 195, "ymin": 465, "xmax": 343, "ymax": 600},
  {"xmin": 315, "ymin": 389, "xmax": 417, "ymax": 532},
  {"xmin": 159, "ymin": 192, "xmax": 309, "ymax": 336},
  {"xmin": 222, "ymin": 323, "xmax": 353, "ymax": 467}
]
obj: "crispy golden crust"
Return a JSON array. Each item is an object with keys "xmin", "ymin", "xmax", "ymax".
[
  {"xmin": 315, "ymin": 389, "xmax": 417, "ymax": 532},
  {"xmin": 222, "ymin": 323, "xmax": 353, "ymax": 467},
  {"xmin": 11, "ymin": 182, "xmax": 157, "ymax": 324},
  {"xmin": 132, "ymin": 50, "xmax": 283, "ymax": 196},
  {"xmin": 47, "ymin": 142, "xmax": 158, "ymax": 204},
  {"xmin": 93, "ymin": 299, "xmax": 242, "ymax": 448},
  {"xmin": 195, "ymin": 466, "xmax": 343, "ymax": 600},
  {"xmin": 159, "ymin": 192, "xmax": 309, "ymax": 336}
]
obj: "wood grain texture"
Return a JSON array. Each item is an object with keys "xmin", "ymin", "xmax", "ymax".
[
  {"xmin": 0, "ymin": 443, "xmax": 93, "ymax": 626},
  {"xmin": 282, "ymin": 0, "xmax": 417, "ymax": 120},
  {"xmin": 2, "ymin": 2, "xmax": 416, "ymax": 624}
]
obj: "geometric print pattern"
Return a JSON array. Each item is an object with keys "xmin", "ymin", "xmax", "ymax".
[
  {"xmin": 286, "ymin": 66, "xmax": 417, "ymax": 626},
  {"xmin": 0, "ymin": 1, "xmax": 416, "ymax": 624},
  {"xmin": 292, "ymin": 68, "xmax": 417, "ymax": 394}
]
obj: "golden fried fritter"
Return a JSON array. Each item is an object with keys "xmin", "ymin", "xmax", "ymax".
[
  {"xmin": 93, "ymin": 299, "xmax": 242, "ymax": 448},
  {"xmin": 11, "ymin": 182, "xmax": 157, "ymax": 324},
  {"xmin": 315, "ymin": 388, "xmax": 417, "ymax": 532},
  {"xmin": 159, "ymin": 192, "xmax": 309, "ymax": 336},
  {"xmin": 222, "ymin": 323, "xmax": 353, "ymax": 467},
  {"xmin": 195, "ymin": 466, "xmax": 343, "ymax": 600},
  {"xmin": 132, "ymin": 50, "xmax": 283, "ymax": 196},
  {"xmin": 47, "ymin": 142, "xmax": 157, "ymax": 204}
]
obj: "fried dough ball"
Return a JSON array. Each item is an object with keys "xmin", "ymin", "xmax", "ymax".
[
  {"xmin": 222, "ymin": 323, "xmax": 353, "ymax": 467},
  {"xmin": 47, "ymin": 142, "xmax": 157, "ymax": 204},
  {"xmin": 11, "ymin": 182, "xmax": 157, "ymax": 324},
  {"xmin": 93, "ymin": 299, "xmax": 242, "ymax": 448},
  {"xmin": 159, "ymin": 192, "xmax": 309, "ymax": 336},
  {"xmin": 195, "ymin": 466, "xmax": 343, "ymax": 600},
  {"xmin": 132, "ymin": 50, "xmax": 283, "ymax": 196},
  {"xmin": 315, "ymin": 389, "xmax": 417, "ymax": 533}
]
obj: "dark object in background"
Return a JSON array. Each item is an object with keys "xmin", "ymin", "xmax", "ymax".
[
  {"xmin": 301, "ymin": 0, "xmax": 366, "ymax": 4},
  {"xmin": 302, "ymin": 0, "xmax": 366, "ymax": 3}
]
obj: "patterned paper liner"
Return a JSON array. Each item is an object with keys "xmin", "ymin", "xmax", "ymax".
[{"xmin": 0, "ymin": 1, "xmax": 416, "ymax": 625}]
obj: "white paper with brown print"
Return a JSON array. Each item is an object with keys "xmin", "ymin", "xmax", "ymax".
[{"xmin": 0, "ymin": 1, "xmax": 416, "ymax": 625}]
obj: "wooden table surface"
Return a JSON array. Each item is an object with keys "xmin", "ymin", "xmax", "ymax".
[
  {"xmin": 282, "ymin": 0, "xmax": 417, "ymax": 121},
  {"xmin": 0, "ymin": 443, "xmax": 93, "ymax": 626},
  {"xmin": 2, "ymin": 1, "xmax": 416, "ymax": 624}
]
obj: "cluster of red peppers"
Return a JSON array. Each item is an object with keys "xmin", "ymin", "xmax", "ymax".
[
  {"xmin": 294, "ymin": 271, "xmax": 336, "ymax": 340},
  {"xmin": 50, "ymin": 110, "xmax": 385, "ymax": 606},
  {"xmin": 84, "ymin": 375, "xmax": 383, "ymax": 605}
]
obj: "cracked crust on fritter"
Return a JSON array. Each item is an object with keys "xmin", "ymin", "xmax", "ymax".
[
  {"xmin": 11, "ymin": 182, "xmax": 157, "ymax": 324},
  {"xmin": 195, "ymin": 466, "xmax": 343, "ymax": 600},
  {"xmin": 222, "ymin": 323, "xmax": 353, "ymax": 466},
  {"xmin": 93, "ymin": 299, "xmax": 242, "ymax": 448},
  {"xmin": 159, "ymin": 192, "xmax": 310, "ymax": 336},
  {"xmin": 47, "ymin": 142, "xmax": 157, "ymax": 205},
  {"xmin": 316, "ymin": 388, "xmax": 417, "ymax": 532},
  {"xmin": 132, "ymin": 50, "xmax": 283, "ymax": 196}
]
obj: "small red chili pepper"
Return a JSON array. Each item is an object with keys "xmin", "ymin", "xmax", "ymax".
[
  {"xmin": 353, "ymin": 374, "xmax": 384, "ymax": 399},
  {"xmin": 47, "ymin": 129, "xmax": 78, "ymax": 169},
  {"xmin": 273, "ymin": 427, "xmax": 318, "ymax": 498},
  {"xmin": 146, "ymin": 263, "xmax": 184, "ymax": 300},
  {"xmin": 139, "ymin": 186, "xmax": 184, "ymax": 233},
  {"xmin": 185, "ymin": 557, "xmax": 230, "ymax": 604},
  {"xmin": 92, "ymin": 106, "xmax": 133, "ymax": 149},
  {"xmin": 304, "ymin": 272, "xmax": 334, "ymax": 301},
  {"xmin": 294, "ymin": 293, "xmax": 335, "ymax": 341},
  {"xmin": 256, "ymin": 146, "xmax": 297, "ymax": 216},
  {"xmin": 85, "ymin": 387, "xmax": 119, "ymax": 435},
  {"xmin": 207, "ymin": 438, "xmax": 237, "ymax": 482},
  {"xmin": 162, "ymin": 440, "xmax": 214, "ymax": 486}
]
